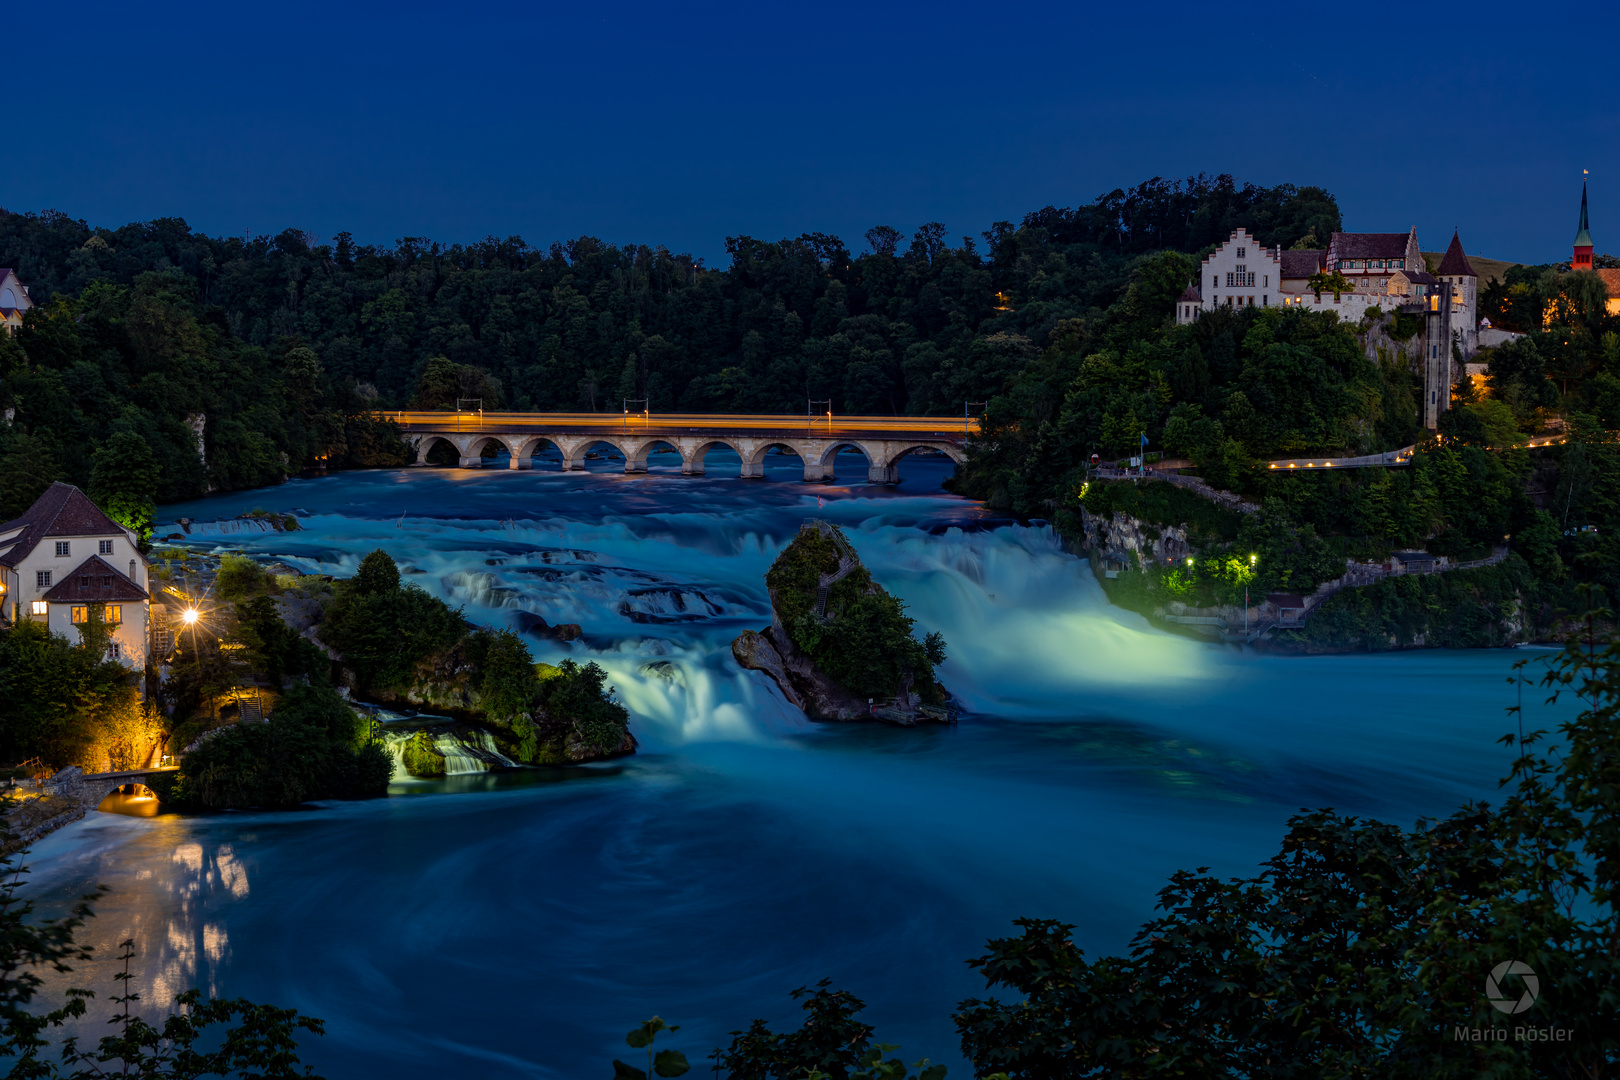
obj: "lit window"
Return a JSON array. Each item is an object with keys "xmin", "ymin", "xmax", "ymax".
[
  {"xmin": 71, "ymin": 605, "xmax": 88, "ymax": 624},
  {"xmin": 99, "ymin": 540, "xmax": 113, "ymax": 555},
  {"xmin": 105, "ymin": 605, "xmax": 121, "ymax": 624},
  {"xmin": 55, "ymin": 542, "xmax": 70, "ymax": 557},
  {"xmin": 30, "ymin": 600, "xmax": 46, "ymax": 616},
  {"xmin": 36, "ymin": 571, "xmax": 51, "ymax": 588}
]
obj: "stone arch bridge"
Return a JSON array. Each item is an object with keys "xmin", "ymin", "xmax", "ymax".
[{"xmin": 392, "ymin": 412, "xmax": 972, "ymax": 483}]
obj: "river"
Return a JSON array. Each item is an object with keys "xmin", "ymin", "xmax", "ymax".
[{"xmin": 22, "ymin": 447, "xmax": 1567, "ymax": 1077}]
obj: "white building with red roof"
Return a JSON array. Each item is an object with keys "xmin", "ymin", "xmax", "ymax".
[{"xmin": 0, "ymin": 482, "xmax": 153, "ymax": 670}]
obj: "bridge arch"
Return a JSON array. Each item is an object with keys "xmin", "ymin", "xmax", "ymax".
[
  {"xmin": 743, "ymin": 442, "xmax": 846, "ymax": 483},
  {"xmin": 509, "ymin": 435, "xmax": 567, "ymax": 470},
  {"xmin": 816, "ymin": 440, "xmax": 883, "ymax": 467},
  {"xmin": 566, "ymin": 437, "xmax": 634, "ymax": 472},
  {"xmin": 623, "ymin": 437, "xmax": 684, "ymax": 474},
  {"xmin": 682, "ymin": 438, "xmax": 746, "ymax": 476},
  {"xmin": 412, "ymin": 434, "xmax": 460, "ymax": 467},
  {"xmin": 460, "ymin": 434, "xmax": 512, "ymax": 467},
  {"xmin": 880, "ymin": 441, "xmax": 965, "ymax": 467}
]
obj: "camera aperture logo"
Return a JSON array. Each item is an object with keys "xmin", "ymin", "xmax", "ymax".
[
  {"xmin": 1453, "ymin": 960, "xmax": 1572, "ymax": 1043},
  {"xmin": 1486, "ymin": 960, "xmax": 1538, "ymax": 1015}
]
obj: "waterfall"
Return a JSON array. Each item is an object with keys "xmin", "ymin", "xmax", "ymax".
[
  {"xmin": 433, "ymin": 733, "xmax": 489, "ymax": 775},
  {"xmin": 374, "ymin": 725, "xmax": 519, "ymax": 779}
]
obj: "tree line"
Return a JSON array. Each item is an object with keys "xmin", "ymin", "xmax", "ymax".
[{"xmin": 0, "ymin": 175, "xmax": 1339, "ymax": 518}]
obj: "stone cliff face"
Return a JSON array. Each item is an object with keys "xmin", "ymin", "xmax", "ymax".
[{"xmin": 732, "ymin": 618, "xmax": 872, "ymax": 722}]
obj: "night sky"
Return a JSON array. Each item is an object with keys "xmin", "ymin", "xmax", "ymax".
[{"xmin": 8, "ymin": 0, "xmax": 1616, "ymax": 264}]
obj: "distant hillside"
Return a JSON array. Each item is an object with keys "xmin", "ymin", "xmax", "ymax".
[{"xmin": 1422, "ymin": 251, "xmax": 1519, "ymax": 283}]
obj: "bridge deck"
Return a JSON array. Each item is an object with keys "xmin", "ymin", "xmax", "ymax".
[{"xmin": 385, "ymin": 411, "xmax": 975, "ymax": 440}]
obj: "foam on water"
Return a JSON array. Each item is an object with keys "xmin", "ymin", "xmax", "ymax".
[{"xmin": 22, "ymin": 458, "xmax": 1572, "ymax": 1079}]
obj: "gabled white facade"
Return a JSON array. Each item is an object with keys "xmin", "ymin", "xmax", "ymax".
[
  {"xmin": 0, "ymin": 486, "xmax": 153, "ymax": 675},
  {"xmin": 1178, "ymin": 229, "xmax": 1283, "ymax": 324}
]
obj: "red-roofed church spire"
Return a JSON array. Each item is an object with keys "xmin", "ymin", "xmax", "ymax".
[{"xmin": 1574, "ymin": 174, "xmax": 1594, "ymax": 271}]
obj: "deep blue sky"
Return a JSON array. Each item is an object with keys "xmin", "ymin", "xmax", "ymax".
[{"xmin": 6, "ymin": 1, "xmax": 1616, "ymax": 265}]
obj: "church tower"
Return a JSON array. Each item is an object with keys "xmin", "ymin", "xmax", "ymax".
[{"xmin": 1574, "ymin": 178, "xmax": 1594, "ymax": 271}]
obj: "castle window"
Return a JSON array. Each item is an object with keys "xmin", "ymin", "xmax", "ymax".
[
  {"xmin": 30, "ymin": 600, "xmax": 46, "ymax": 616},
  {"xmin": 99, "ymin": 540, "xmax": 113, "ymax": 555},
  {"xmin": 55, "ymin": 542, "xmax": 70, "ymax": 557},
  {"xmin": 1237, "ymin": 247, "xmax": 1246, "ymax": 258},
  {"xmin": 36, "ymin": 571, "xmax": 50, "ymax": 588}
]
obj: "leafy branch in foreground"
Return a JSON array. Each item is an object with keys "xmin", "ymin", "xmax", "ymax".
[{"xmin": 613, "ymin": 1015, "xmax": 688, "ymax": 1079}]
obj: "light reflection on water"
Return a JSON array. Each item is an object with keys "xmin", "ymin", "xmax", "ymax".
[{"xmin": 21, "ymin": 456, "xmax": 1572, "ymax": 1078}]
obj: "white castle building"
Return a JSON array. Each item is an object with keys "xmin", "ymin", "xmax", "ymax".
[{"xmin": 1175, "ymin": 227, "xmax": 1480, "ymax": 428}]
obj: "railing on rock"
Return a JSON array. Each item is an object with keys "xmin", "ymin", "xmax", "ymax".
[{"xmin": 802, "ymin": 520, "xmax": 859, "ymax": 620}]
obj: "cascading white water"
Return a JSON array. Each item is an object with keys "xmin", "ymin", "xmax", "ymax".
[
  {"xmin": 33, "ymin": 456, "xmax": 1562, "ymax": 1080},
  {"xmin": 433, "ymin": 733, "xmax": 489, "ymax": 775}
]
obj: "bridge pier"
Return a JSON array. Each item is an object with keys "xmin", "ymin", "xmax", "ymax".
[
  {"xmin": 740, "ymin": 460, "xmax": 765, "ymax": 479},
  {"xmin": 508, "ymin": 455, "xmax": 532, "ymax": 470},
  {"xmin": 681, "ymin": 460, "xmax": 705, "ymax": 476},
  {"xmin": 803, "ymin": 463, "xmax": 835, "ymax": 482},
  {"xmin": 457, "ymin": 456, "xmax": 483, "ymax": 468},
  {"xmin": 868, "ymin": 464, "xmax": 899, "ymax": 484}
]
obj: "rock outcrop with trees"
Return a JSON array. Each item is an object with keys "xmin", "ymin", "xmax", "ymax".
[{"xmin": 734, "ymin": 523, "xmax": 949, "ymax": 724}]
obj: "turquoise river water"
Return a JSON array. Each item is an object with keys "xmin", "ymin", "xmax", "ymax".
[{"xmin": 22, "ymin": 448, "xmax": 1569, "ymax": 1077}]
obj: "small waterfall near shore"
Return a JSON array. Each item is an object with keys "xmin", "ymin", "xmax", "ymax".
[{"xmin": 375, "ymin": 725, "xmax": 517, "ymax": 779}]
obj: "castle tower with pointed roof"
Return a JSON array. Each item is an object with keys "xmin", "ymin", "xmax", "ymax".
[
  {"xmin": 1435, "ymin": 231, "xmax": 1479, "ymax": 357},
  {"xmin": 1573, "ymin": 180, "xmax": 1594, "ymax": 272}
]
